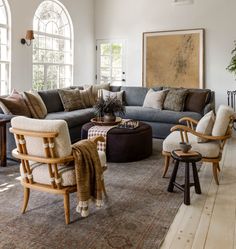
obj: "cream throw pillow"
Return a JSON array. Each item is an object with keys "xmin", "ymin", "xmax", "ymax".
[
  {"xmin": 196, "ymin": 110, "xmax": 215, "ymax": 143},
  {"xmin": 212, "ymin": 105, "xmax": 234, "ymax": 136},
  {"xmin": 79, "ymin": 86, "xmax": 95, "ymax": 107},
  {"xmin": 102, "ymin": 89, "xmax": 124, "ymax": 102},
  {"xmin": 23, "ymin": 91, "xmax": 47, "ymax": 119},
  {"xmin": 143, "ymin": 89, "xmax": 167, "ymax": 110}
]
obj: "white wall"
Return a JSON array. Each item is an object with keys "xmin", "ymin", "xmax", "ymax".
[
  {"xmin": 95, "ymin": 0, "xmax": 236, "ymax": 106},
  {"xmin": 7, "ymin": 0, "xmax": 95, "ymax": 92}
]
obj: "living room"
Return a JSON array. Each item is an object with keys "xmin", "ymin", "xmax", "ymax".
[{"xmin": 0, "ymin": 0, "xmax": 236, "ymax": 248}]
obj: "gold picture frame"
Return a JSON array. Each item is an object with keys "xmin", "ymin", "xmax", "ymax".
[{"xmin": 143, "ymin": 29, "xmax": 204, "ymax": 89}]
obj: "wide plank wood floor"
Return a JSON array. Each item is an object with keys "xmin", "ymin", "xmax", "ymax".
[{"xmin": 161, "ymin": 135, "xmax": 236, "ymax": 249}]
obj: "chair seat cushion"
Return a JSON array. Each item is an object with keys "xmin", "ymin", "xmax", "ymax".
[
  {"xmin": 20, "ymin": 151, "xmax": 107, "ymax": 187},
  {"xmin": 163, "ymin": 131, "xmax": 220, "ymax": 158}
]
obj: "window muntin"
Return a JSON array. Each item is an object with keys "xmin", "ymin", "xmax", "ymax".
[
  {"xmin": 0, "ymin": 0, "xmax": 10, "ymax": 95},
  {"xmin": 33, "ymin": 0, "xmax": 73, "ymax": 90}
]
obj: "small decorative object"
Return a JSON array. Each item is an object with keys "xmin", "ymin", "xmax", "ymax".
[
  {"xmin": 118, "ymin": 120, "xmax": 139, "ymax": 129},
  {"xmin": 179, "ymin": 142, "xmax": 192, "ymax": 153},
  {"xmin": 93, "ymin": 97, "xmax": 126, "ymax": 122},
  {"xmin": 90, "ymin": 117, "xmax": 122, "ymax": 126},
  {"xmin": 226, "ymin": 41, "xmax": 236, "ymax": 79}
]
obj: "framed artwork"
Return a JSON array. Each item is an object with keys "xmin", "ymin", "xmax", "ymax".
[{"xmin": 142, "ymin": 29, "xmax": 204, "ymax": 89}]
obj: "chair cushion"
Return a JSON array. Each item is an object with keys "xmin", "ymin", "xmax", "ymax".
[
  {"xmin": 163, "ymin": 131, "xmax": 220, "ymax": 158},
  {"xmin": 212, "ymin": 105, "xmax": 234, "ymax": 136},
  {"xmin": 11, "ymin": 117, "xmax": 72, "ymax": 158},
  {"xmin": 20, "ymin": 152, "xmax": 107, "ymax": 187}
]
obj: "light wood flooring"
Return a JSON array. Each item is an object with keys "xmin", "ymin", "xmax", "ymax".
[{"xmin": 161, "ymin": 134, "xmax": 236, "ymax": 249}]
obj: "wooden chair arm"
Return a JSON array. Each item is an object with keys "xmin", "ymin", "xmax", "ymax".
[
  {"xmin": 179, "ymin": 117, "xmax": 199, "ymax": 125},
  {"xmin": 171, "ymin": 125, "xmax": 231, "ymax": 141},
  {"xmin": 12, "ymin": 149, "xmax": 74, "ymax": 164},
  {"xmin": 90, "ymin": 136, "xmax": 105, "ymax": 144}
]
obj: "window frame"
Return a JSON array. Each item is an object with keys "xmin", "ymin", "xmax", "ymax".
[
  {"xmin": 32, "ymin": 0, "xmax": 74, "ymax": 91},
  {"xmin": 0, "ymin": 0, "xmax": 11, "ymax": 95}
]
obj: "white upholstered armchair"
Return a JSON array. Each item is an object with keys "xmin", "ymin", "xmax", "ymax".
[
  {"xmin": 162, "ymin": 105, "xmax": 234, "ymax": 185},
  {"xmin": 10, "ymin": 116, "xmax": 107, "ymax": 224}
]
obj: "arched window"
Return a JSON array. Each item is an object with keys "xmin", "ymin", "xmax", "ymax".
[
  {"xmin": 0, "ymin": 0, "xmax": 10, "ymax": 95},
  {"xmin": 33, "ymin": 0, "xmax": 73, "ymax": 90}
]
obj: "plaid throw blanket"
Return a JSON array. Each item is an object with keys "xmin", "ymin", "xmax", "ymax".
[
  {"xmin": 88, "ymin": 125, "xmax": 115, "ymax": 152},
  {"xmin": 72, "ymin": 140, "xmax": 103, "ymax": 217}
]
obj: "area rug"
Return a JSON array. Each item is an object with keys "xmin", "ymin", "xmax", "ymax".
[{"xmin": 0, "ymin": 139, "xmax": 189, "ymax": 249}]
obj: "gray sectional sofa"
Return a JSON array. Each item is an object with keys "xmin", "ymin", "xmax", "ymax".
[{"xmin": 0, "ymin": 85, "xmax": 215, "ymax": 159}]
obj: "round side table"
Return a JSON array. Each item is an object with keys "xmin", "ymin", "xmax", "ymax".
[{"xmin": 167, "ymin": 150, "xmax": 202, "ymax": 205}]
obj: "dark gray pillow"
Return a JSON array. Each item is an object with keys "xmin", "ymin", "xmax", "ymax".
[{"xmin": 163, "ymin": 89, "xmax": 188, "ymax": 112}]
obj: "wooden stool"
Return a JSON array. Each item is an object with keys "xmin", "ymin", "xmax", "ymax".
[{"xmin": 167, "ymin": 150, "xmax": 202, "ymax": 205}]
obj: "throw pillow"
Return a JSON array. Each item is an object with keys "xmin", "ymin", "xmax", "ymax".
[
  {"xmin": 79, "ymin": 86, "xmax": 95, "ymax": 107},
  {"xmin": 212, "ymin": 105, "xmax": 234, "ymax": 137},
  {"xmin": 102, "ymin": 89, "xmax": 124, "ymax": 102},
  {"xmin": 0, "ymin": 89, "xmax": 31, "ymax": 117},
  {"xmin": 23, "ymin": 91, "xmax": 47, "ymax": 119},
  {"xmin": 163, "ymin": 89, "xmax": 188, "ymax": 112},
  {"xmin": 143, "ymin": 89, "xmax": 168, "ymax": 110},
  {"xmin": 184, "ymin": 91, "xmax": 209, "ymax": 113},
  {"xmin": 196, "ymin": 110, "xmax": 215, "ymax": 143},
  {"xmin": 58, "ymin": 89, "xmax": 85, "ymax": 111}
]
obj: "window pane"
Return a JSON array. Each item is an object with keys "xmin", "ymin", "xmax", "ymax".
[
  {"xmin": 101, "ymin": 56, "xmax": 110, "ymax": 67},
  {"xmin": 0, "ymin": 28, "xmax": 7, "ymax": 44},
  {"xmin": 112, "ymin": 68, "xmax": 122, "ymax": 80},
  {"xmin": 112, "ymin": 43, "xmax": 122, "ymax": 54},
  {"xmin": 0, "ymin": 5, "xmax": 6, "ymax": 24},
  {"xmin": 0, "ymin": 45, "xmax": 7, "ymax": 60},
  {"xmin": 45, "ymin": 37, "xmax": 53, "ymax": 50},
  {"xmin": 101, "ymin": 44, "xmax": 111, "ymax": 56},
  {"xmin": 112, "ymin": 54, "xmax": 122, "ymax": 67}
]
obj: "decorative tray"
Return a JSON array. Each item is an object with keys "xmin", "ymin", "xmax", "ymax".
[
  {"xmin": 90, "ymin": 117, "xmax": 122, "ymax": 126},
  {"xmin": 117, "ymin": 120, "xmax": 139, "ymax": 129}
]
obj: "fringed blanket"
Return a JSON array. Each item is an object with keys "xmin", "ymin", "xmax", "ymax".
[{"xmin": 72, "ymin": 140, "xmax": 103, "ymax": 217}]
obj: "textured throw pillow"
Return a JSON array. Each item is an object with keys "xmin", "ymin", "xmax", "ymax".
[
  {"xmin": 58, "ymin": 89, "xmax": 85, "ymax": 111},
  {"xmin": 23, "ymin": 91, "xmax": 47, "ymax": 119},
  {"xmin": 102, "ymin": 89, "xmax": 124, "ymax": 102},
  {"xmin": 79, "ymin": 86, "xmax": 95, "ymax": 107},
  {"xmin": 196, "ymin": 110, "xmax": 215, "ymax": 143},
  {"xmin": 0, "ymin": 89, "xmax": 31, "ymax": 117},
  {"xmin": 143, "ymin": 89, "xmax": 168, "ymax": 110},
  {"xmin": 185, "ymin": 91, "xmax": 209, "ymax": 113},
  {"xmin": 163, "ymin": 89, "xmax": 188, "ymax": 112}
]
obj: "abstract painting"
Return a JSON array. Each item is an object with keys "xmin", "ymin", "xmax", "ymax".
[{"xmin": 143, "ymin": 29, "xmax": 204, "ymax": 89}]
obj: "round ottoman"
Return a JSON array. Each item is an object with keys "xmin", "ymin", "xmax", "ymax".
[{"xmin": 81, "ymin": 122, "xmax": 152, "ymax": 163}]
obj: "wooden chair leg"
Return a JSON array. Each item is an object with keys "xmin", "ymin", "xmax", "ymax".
[
  {"xmin": 101, "ymin": 180, "xmax": 107, "ymax": 197},
  {"xmin": 22, "ymin": 187, "xmax": 30, "ymax": 214},
  {"xmin": 217, "ymin": 164, "xmax": 221, "ymax": 172},
  {"xmin": 162, "ymin": 155, "xmax": 170, "ymax": 178},
  {"xmin": 212, "ymin": 163, "xmax": 219, "ymax": 185},
  {"xmin": 63, "ymin": 193, "xmax": 70, "ymax": 225}
]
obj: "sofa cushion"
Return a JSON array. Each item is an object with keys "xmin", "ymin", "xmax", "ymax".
[
  {"xmin": 163, "ymin": 89, "xmax": 188, "ymax": 111},
  {"xmin": 38, "ymin": 89, "xmax": 64, "ymax": 113},
  {"xmin": 185, "ymin": 90, "xmax": 210, "ymax": 113},
  {"xmin": 121, "ymin": 86, "xmax": 149, "ymax": 106},
  {"xmin": 163, "ymin": 131, "xmax": 220, "ymax": 158},
  {"xmin": 123, "ymin": 106, "xmax": 202, "ymax": 124},
  {"xmin": 45, "ymin": 108, "xmax": 95, "ymax": 128},
  {"xmin": 91, "ymin": 83, "xmax": 110, "ymax": 102},
  {"xmin": 0, "ymin": 89, "xmax": 31, "ymax": 117},
  {"xmin": 143, "ymin": 89, "xmax": 168, "ymax": 110},
  {"xmin": 23, "ymin": 91, "xmax": 47, "ymax": 119}
]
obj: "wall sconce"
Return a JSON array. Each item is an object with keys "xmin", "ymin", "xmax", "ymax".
[{"xmin": 21, "ymin": 30, "xmax": 34, "ymax": 46}]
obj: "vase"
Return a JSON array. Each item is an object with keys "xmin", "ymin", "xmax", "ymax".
[{"xmin": 103, "ymin": 113, "xmax": 116, "ymax": 122}]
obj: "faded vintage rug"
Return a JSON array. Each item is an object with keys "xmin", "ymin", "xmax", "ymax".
[{"xmin": 0, "ymin": 139, "xmax": 191, "ymax": 249}]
